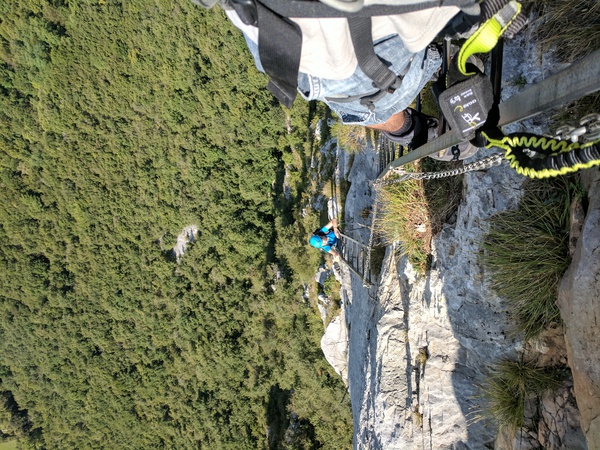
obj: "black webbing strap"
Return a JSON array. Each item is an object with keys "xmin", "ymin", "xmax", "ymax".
[
  {"xmin": 348, "ymin": 18, "xmax": 401, "ymax": 89},
  {"xmin": 252, "ymin": 2, "xmax": 404, "ymax": 109},
  {"xmin": 255, "ymin": 1, "xmax": 303, "ymax": 107},
  {"xmin": 347, "ymin": 17, "xmax": 403, "ymax": 109}
]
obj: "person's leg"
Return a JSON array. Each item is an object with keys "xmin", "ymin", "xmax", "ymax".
[
  {"xmin": 329, "ymin": 248, "xmax": 341, "ymax": 263},
  {"xmin": 367, "ymin": 110, "xmax": 408, "ymax": 133}
]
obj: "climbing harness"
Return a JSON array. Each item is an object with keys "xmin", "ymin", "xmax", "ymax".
[
  {"xmin": 302, "ymin": 1, "xmax": 596, "ymax": 287},
  {"xmin": 378, "ymin": 47, "xmax": 600, "ymax": 178},
  {"xmin": 438, "ymin": 0, "xmax": 523, "ymax": 141}
]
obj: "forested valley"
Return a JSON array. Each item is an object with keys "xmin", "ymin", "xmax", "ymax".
[{"xmin": 0, "ymin": 1, "xmax": 352, "ymax": 448}]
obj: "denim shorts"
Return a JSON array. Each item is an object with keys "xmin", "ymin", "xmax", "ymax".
[{"xmin": 243, "ymin": 33, "xmax": 441, "ymax": 126}]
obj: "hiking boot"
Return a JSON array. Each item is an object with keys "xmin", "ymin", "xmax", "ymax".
[{"xmin": 382, "ymin": 108, "xmax": 439, "ymax": 150}]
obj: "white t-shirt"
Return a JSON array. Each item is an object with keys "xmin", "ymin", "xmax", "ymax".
[{"xmin": 226, "ymin": 5, "xmax": 459, "ymax": 79}]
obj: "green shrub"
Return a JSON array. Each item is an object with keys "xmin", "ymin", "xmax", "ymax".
[
  {"xmin": 330, "ymin": 121, "xmax": 367, "ymax": 154},
  {"xmin": 322, "ymin": 274, "xmax": 340, "ymax": 299}
]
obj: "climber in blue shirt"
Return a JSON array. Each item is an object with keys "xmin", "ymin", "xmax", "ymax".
[{"xmin": 310, "ymin": 219, "xmax": 341, "ymax": 262}]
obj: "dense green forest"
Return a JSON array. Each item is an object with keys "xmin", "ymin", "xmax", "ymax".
[{"xmin": 0, "ymin": 1, "xmax": 352, "ymax": 448}]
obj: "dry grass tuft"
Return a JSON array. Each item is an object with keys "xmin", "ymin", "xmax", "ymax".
[
  {"xmin": 529, "ymin": 0, "xmax": 600, "ymax": 63},
  {"xmin": 330, "ymin": 121, "xmax": 367, "ymax": 154},
  {"xmin": 529, "ymin": 0, "xmax": 600, "ymax": 120},
  {"xmin": 375, "ymin": 173, "xmax": 432, "ymax": 271},
  {"xmin": 475, "ymin": 359, "xmax": 565, "ymax": 435},
  {"xmin": 481, "ymin": 177, "xmax": 577, "ymax": 340},
  {"xmin": 374, "ymin": 160, "xmax": 462, "ymax": 272}
]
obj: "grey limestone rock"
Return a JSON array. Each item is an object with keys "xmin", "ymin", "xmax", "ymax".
[{"xmin": 558, "ymin": 168, "xmax": 600, "ymax": 450}]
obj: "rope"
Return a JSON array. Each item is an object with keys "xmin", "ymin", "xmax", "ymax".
[{"xmin": 481, "ymin": 117, "xmax": 600, "ymax": 178}]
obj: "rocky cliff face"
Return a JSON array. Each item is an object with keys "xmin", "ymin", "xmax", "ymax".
[
  {"xmin": 317, "ymin": 23, "xmax": 600, "ymax": 449},
  {"xmin": 328, "ymin": 150, "xmax": 597, "ymax": 450},
  {"xmin": 339, "ymin": 146, "xmax": 527, "ymax": 449}
]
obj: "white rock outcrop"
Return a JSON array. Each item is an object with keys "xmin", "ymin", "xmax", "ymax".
[
  {"xmin": 321, "ymin": 310, "xmax": 350, "ymax": 386},
  {"xmin": 173, "ymin": 225, "xmax": 198, "ymax": 261}
]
